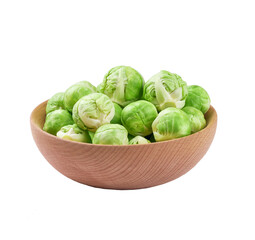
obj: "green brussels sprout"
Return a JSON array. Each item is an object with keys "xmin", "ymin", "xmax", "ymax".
[
  {"xmin": 56, "ymin": 124, "xmax": 91, "ymax": 143},
  {"xmin": 43, "ymin": 109, "xmax": 74, "ymax": 135},
  {"xmin": 110, "ymin": 103, "xmax": 123, "ymax": 124},
  {"xmin": 152, "ymin": 107, "xmax": 191, "ymax": 141},
  {"xmin": 182, "ymin": 106, "xmax": 206, "ymax": 133},
  {"xmin": 88, "ymin": 131, "xmax": 95, "ymax": 141},
  {"xmin": 143, "ymin": 70, "xmax": 188, "ymax": 111},
  {"xmin": 64, "ymin": 81, "xmax": 96, "ymax": 112},
  {"xmin": 72, "ymin": 93, "xmax": 115, "ymax": 132},
  {"xmin": 93, "ymin": 124, "xmax": 129, "ymax": 145},
  {"xmin": 46, "ymin": 92, "xmax": 65, "ymax": 114},
  {"xmin": 96, "ymin": 83, "xmax": 104, "ymax": 93},
  {"xmin": 185, "ymin": 85, "xmax": 211, "ymax": 114},
  {"xmin": 121, "ymin": 100, "xmax": 158, "ymax": 137},
  {"xmin": 129, "ymin": 136, "xmax": 150, "ymax": 145},
  {"xmin": 98, "ymin": 66, "xmax": 144, "ymax": 107}
]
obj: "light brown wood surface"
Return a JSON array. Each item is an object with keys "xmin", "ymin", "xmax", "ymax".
[{"xmin": 30, "ymin": 101, "xmax": 217, "ymax": 190}]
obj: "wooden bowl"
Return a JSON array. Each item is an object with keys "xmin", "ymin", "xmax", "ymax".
[{"xmin": 30, "ymin": 101, "xmax": 217, "ymax": 190}]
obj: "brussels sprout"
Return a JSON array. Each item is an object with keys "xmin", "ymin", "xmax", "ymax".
[
  {"xmin": 72, "ymin": 93, "xmax": 115, "ymax": 132},
  {"xmin": 110, "ymin": 103, "xmax": 123, "ymax": 124},
  {"xmin": 182, "ymin": 106, "xmax": 206, "ymax": 133},
  {"xmin": 64, "ymin": 81, "xmax": 96, "ymax": 112},
  {"xmin": 88, "ymin": 131, "xmax": 95, "ymax": 141},
  {"xmin": 98, "ymin": 66, "xmax": 144, "ymax": 107},
  {"xmin": 56, "ymin": 124, "xmax": 91, "ymax": 143},
  {"xmin": 46, "ymin": 92, "xmax": 65, "ymax": 114},
  {"xmin": 96, "ymin": 83, "xmax": 104, "ymax": 93},
  {"xmin": 129, "ymin": 136, "xmax": 150, "ymax": 145},
  {"xmin": 185, "ymin": 85, "xmax": 211, "ymax": 114},
  {"xmin": 152, "ymin": 107, "xmax": 191, "ymax": 141},
  {"xmin": 143, "ymin": 70, "xmax": 188, "ymax": 111},
  {"xmin": 93, "ymin": 124, "xmax": 129, "ymax": 145},
  {"xmin": 43, "ymin": 109, "xmax": 74, "ymax": 135},
  {"xmin": 121, "ymin": 100, "xmax": 158, "ymax": 137}
]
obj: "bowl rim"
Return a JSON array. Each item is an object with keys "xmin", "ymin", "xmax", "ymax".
[{"xmin": 30, "ymin": 100, "xmax": 217, "ymax": 148}]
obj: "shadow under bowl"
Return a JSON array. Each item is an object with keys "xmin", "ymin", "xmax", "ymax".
[{"xmin": 30, "ymin": 101, "xmax": 217, "ymax": 190}]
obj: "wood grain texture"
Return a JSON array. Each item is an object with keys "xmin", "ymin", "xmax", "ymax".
[{"xmin": 30, "ymin": 101, "xmax": 217, "ymax": 190}]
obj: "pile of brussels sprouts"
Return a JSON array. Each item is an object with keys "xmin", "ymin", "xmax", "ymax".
[{"xmin": 43, "ymin": 66, "xmax": 211, "ymax": 145}]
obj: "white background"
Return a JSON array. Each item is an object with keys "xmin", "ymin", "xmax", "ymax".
[{"xmin": 0, "ymin": 0, "xmax": 255, "ymax": 239}]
